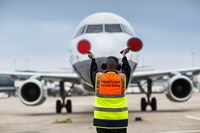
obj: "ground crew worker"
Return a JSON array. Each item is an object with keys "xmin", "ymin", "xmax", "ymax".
[{"xmin": 87, "ymin": 48, "xmax": 131, "ymax": 133}]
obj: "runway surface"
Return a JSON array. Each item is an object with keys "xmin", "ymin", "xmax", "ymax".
[{"xmin": 0, "ymin": 93, "xmax": 200, "ymax": 133}]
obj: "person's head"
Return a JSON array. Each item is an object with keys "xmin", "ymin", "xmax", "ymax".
[{"xmin": 101, "ymin": 56, "xmax": 121, "ymax": 70}]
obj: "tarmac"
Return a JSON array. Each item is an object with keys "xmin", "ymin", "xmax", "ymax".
[{"xmin": 0, "ymin": 93, "xmax": 200, "ymax": 133}]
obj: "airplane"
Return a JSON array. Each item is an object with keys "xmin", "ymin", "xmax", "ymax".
[{"xmin": 0, "ymin": 12, "xmax": 200, "ymax": 113}]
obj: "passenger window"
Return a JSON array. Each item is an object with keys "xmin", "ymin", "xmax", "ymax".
[
  {"xmin": 86, "ymin": 25, "xmax": 103, "ymax": 33},
  {"xmin": 105, "ymin": 24, "xmax": 122, "ymax": 33}
]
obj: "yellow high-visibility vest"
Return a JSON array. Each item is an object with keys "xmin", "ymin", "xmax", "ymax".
[{"xmin": 93, "ymin": 71, "xmax": 128, "ymax": 129}]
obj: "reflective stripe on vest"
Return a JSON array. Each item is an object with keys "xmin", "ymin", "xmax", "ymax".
[
  {"xmin": 96, "ymin": 93, "xmax": 125, "ymax": 98},
  {"xmin": 94, "ymin": 72, "xmax": 128, "ymax": 129},
  {"xmin": 94, "ymin": 106, "xmax": 128, "ymax": 112}
]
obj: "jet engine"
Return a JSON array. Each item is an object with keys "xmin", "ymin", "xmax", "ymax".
[
  {"xmin": 166, "ymin": 75, "xmax": 193, "ymax": 102},
  {"xmin": 18, "ymin": 79, "xmax": 46, "ymax": 106}
]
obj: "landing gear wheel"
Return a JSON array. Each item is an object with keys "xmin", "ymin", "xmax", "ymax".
[
  {"xmin": 141, "ymin": 98, "xmax": 147, "ymax": 111},
  {"xmin": 66, "ymin": 100, "xmax": 72, "ymax": 113},
  {"xmin": 151, "ymin": 97, "xmax": 157, "ymax": 111},
  {"xmin": 56, "ymin": 100, "xmax": 62, "ymax": 113}
]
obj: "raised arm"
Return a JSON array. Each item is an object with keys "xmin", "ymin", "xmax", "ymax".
[
  {"xmin": 121, "ymin": 48, "xmax": 131, "ymax": 88},
  {"xmin": 87, "ymin": 51, "xmax": 97, "ymax": 88}
]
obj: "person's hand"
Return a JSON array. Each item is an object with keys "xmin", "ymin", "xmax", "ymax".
[
  {"xmin": 87, "ymin": 51, "xmax": 95, "ymax": 59},
  {"xmin": 122, "ymin": 48, "xmax": 130, "ymax": 57}
]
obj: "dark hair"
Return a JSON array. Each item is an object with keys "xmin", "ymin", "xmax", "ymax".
[{"xmin": 106, "ymin": 56, "xmax": 119, "ymax": 70}]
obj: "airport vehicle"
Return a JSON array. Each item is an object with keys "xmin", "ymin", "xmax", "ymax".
[{"xmin": 0, "ymin": 12, "xmax": 200, "ymax": 113}]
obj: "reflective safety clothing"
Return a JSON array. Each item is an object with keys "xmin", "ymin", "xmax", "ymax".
[{"xmin": 93, "ymin": 71, "xmax": 128, "ymax": 129}]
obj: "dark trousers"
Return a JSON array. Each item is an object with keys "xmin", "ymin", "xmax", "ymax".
[{"xmin": 96, "ymin": 128, "xmax": 127, "ymax": 133}]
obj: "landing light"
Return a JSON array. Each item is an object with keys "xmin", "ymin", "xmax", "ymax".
[{"xmin": 77, "ymin": 39, "xmax": 91, "ymax": 54}]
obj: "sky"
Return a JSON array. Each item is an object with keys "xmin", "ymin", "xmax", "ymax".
[{"xmin": 0, "ymin": 0, "xmax": 200, "ymax": 71}]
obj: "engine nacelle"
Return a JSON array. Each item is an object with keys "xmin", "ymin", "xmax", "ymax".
[
  {"xmin": 19, "ymin": 79, "xmax": 46, "ymax": 106},
  {"xmin": 166, "ymin": 75, "xmax": 193, "ymax": 102}
]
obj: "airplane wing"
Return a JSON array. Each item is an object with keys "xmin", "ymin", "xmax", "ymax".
[
  {"xmin": 129, "ymin": 67, "xmax": 200, "ymax": 111},
  {"xmin": 0, "ymin": 71, "xmax": 81, "ymax": 84},
  {"xmin": 131, "ymin": 67, "xmax": 200, "ymax": 83},
  {"xmin": 0, "ymin": 70, "xmax": 83, "ymax": 110}
]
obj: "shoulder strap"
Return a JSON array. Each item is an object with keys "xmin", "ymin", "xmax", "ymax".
[
  {"xmin": 119, "ymin": 73, "xmax": 126, "ymax": 95},
  {"xmin": 95, "ymin": 72, "xmax": 102, "ymax": 93}
]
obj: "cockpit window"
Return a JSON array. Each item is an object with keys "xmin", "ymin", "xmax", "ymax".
[
  {"xmin": 74, "ymin": 24, "xmax": 134, "ymax": 38},
  {"xmin": 74, "ymin": 25, "xmax": 86, "ymax": 38},
  {"xmin": 105, "ymin": 24, "xmax": 122, "ymax": 33},
  {"xmin": 86, "ymin": 25, "xmax": 103, "ymax": 33},
  {"xmin": 121, "ymin": 24, "xmax": 134, "ymax": 36}
]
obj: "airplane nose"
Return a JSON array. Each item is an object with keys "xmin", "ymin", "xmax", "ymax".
[{"xmin": 90, "ymin": 34, "xmax": 127, "ymax": 57}]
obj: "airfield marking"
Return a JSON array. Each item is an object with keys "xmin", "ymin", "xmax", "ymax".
[
  {"xmin": 186, "ymin": 115, "xmax": 200, "ymax": 121},
  {"xmin": 159, "ymin": 130, "xmax": 200, "ymax": 133}
]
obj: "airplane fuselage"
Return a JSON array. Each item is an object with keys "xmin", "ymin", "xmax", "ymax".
[{"xmin": 69, "ymin": 13, "xmax": 139, "ymax": 91}]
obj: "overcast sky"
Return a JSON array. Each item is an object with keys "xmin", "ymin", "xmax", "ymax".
[{"xmin": 0, "ymin": 0, "xmax": 199, "ymax": 71}]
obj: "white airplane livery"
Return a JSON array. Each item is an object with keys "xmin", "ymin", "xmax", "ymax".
[{"xmin": 0, "ymin": 12, "xmax": 200, "ymax": 113}]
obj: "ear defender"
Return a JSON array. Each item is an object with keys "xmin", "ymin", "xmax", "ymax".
[
  {"xmin": 101, "ymin": 61, "xmax": 107, "ymax": 70},
  {"xmin": 101, "ymin": 61, "xmax": 121, "ymax": 70},
  {"xmin": 101, "ymin": 56, "xmax": 122, "ymax": 71},
  {"xmin": 116, "ymin": 63, "xmax": 122, "ymax": 71}
]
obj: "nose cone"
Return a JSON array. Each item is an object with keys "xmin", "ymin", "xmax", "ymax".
[{"xmin": 88, "ymin": 33, "xmax": 130, "ymax": 57}]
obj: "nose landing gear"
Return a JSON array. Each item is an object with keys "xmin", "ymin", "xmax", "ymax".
[
  {"xmin": 56, "ymin": 82, "xmax": 72, "ymax": 113},
  {"xmin": 140, "ymin": 79, "xmax": 157, "ymax": 111}
]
